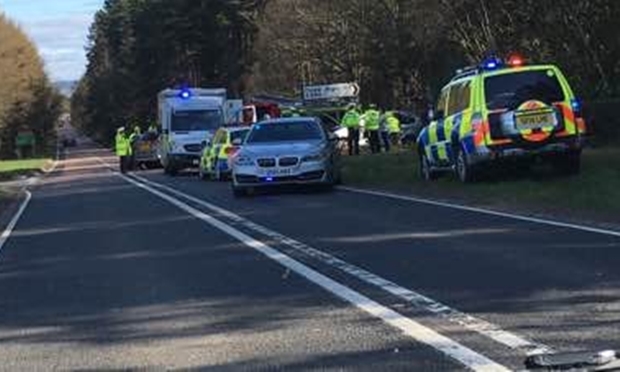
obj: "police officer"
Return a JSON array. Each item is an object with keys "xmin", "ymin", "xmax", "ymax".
[
  {"xmin": 379, "ymin": 111, "xmax": 391, "ymax": 153},
  {"xmin": 386, "ymin": 111, "xmax": 402, "ymax": 149},
  {"xmin": 115, "ymin": 127, "xmax": 132, "ymax": 173},
  {"xmin": 363, "ymin": 104, "xmax": 381, "ymax": 154},
  {"xmin": 341, "ymin": 104, "xmax": 361, "ymax": 156},
  {"xmin": 129, "ymin": 125, "xmax": 141, "ymax": 142},
  {"xmin": 128, "ymin": 125, "xmax": 141, "ymax": 170}
]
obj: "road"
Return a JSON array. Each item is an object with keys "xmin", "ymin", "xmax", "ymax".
[{"xmin": 1, "ymin": 137, "xmax": 619, "ymax": 371}]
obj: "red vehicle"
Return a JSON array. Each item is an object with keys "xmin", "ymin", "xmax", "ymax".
[{"xmin": 243, "ymin": 102, "xmax": 281, "ymax": 125}]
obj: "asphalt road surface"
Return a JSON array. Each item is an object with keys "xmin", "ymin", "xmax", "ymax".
[{"xmin": 1, "ymin": 137, "xmax": 619, "ymax": 371}]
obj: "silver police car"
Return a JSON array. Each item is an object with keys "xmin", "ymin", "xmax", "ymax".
[{"xmin": 231, "ymin": 118, "xmax": 342, "ymax": 196}]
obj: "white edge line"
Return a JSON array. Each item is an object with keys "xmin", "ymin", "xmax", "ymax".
[
  {"xmin": 118, "ymin": 172, "xmax": 511, "ymax": 372},
  {"xmin": 339, "ymin": 186, "xmax": 620, "ymax": 238},
  {"xmin": 0, "ymin": 190, "xmax": 32, "ymax": 253},
  {"xmin": 130, "ymin": 173, "xmax": 551, "ymax": 356}
]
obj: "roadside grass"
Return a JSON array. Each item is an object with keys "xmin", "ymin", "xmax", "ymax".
[
  {"xmin": 0, "ymin": 158, "xmax": 52, "ymax": 181},
  {"xmin": 342, "ymin": 147, "xmax": 620, "ymax": 221}
]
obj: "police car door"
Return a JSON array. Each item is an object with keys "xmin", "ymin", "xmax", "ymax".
[{"xmin": 427, "ymin": 87, "xmax": 450, "ymax": 166}]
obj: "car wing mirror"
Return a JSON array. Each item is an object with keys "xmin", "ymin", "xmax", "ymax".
[{"xmin": 231, "ymin": 138, "xmax": 243, "ymax": 146}]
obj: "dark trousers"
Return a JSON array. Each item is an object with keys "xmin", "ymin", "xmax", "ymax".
[
  {"xmin": 380, "ymin": 131, "xmax": 390, "ymax": 153},
  {"xmin": 119, "ymin": 156, "xmax": 129, "ymax": 173},
  {"xmin": 347, "ymin": 128, "xmax": 360, "ymax": 156},
  {"xmin": 368, "ymin": 130, "xmax": 381, "ymax": 154}
]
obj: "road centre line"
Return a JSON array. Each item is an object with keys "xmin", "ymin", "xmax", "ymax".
[
  {"xmin": 130, "ymin": 173, "xmax": 551, "ymax": 356},
  {"xmin": 0, "ymin": 191, "xmax": 32, "ymax": 254},
  {"xmin": 117, "ymin": 172, "xmax": 512, "ymax": 372},
  {"xmin": 339, "ymin": 186, "xmax": 620, "ymax": 238}
]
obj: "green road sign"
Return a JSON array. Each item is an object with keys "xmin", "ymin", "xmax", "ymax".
[{"xmin": 15, "ymin": 131, "xmax": 35, "ymax": 147}]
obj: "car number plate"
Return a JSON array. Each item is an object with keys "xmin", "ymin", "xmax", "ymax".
[
  {"xmin": 262, "ymin": 168, "xmax": 292, "ymax": 177},
  {"xmin": 515, "ymin": 113, "xmax": 554, "ymax": 130},
  {"xmin": 192, "ymin": 159, "xmax": 200, "ymax": 165}
]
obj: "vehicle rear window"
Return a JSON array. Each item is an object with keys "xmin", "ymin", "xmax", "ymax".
[
  {"xmin": 484, "ymin": 70, "xmax": 565, "ymax": 110},
  {"xmin": 246, "ymin": 121, "xmax": 324, "ymax": 143}
]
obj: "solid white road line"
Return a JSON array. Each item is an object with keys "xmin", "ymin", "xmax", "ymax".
[
  {"xmin": 131, "ymin": 174, "xmax": 551, "ymax": 356},
  {"xmin": 119, "ymin": 173, "xmax": 512, "ymax": 372},
  {"xmin": 0, "ymin": 191, "xmax": 32, "ymax": 254},
  {"xmin": 339, "ymin": 186, "xmax": 620, "ymax": 238}
]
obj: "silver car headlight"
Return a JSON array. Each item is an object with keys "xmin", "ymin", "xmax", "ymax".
[{"xmin": 235, "ymin": 155, "xmax": 254, "ymax": 166}]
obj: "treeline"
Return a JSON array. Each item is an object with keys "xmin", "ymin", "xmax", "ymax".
[
  {"xmin": 0, "ymin": 13, "xmax": 63, "ymax": 159},
  {"xmin": 74, "ymin": 0, "xmax": 620, "ymax": 142},
  {"xmin": 72, "ymin": 0, "xmax": 264, "ymax": 144},
  {"xmin": 253, "ymin": 0, "xmax": 620, "ymax": 110}
]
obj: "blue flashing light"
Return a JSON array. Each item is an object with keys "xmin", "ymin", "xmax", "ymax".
[
  {"xmin": 179, "ymin": 89, "xmax": 191, "ymax": 100},
  {"xmin": 571, "ymin": 99, "xmax": 581, "ymax": 112},
  {"xmin": 265, "ymin": 177, "xmax": 274, "ymax": 182},
  {"xmin": 481, "ymin": 56, "xmax": 503, "ymax": 71}
]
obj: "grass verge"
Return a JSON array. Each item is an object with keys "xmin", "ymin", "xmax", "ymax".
[
  {"xmin": 342, "ymin": 147, "xmax": 620, "ymax": 224},
  {"xmin": 0, "ymin": 158, "xmax": 52, "ymax": 181}
]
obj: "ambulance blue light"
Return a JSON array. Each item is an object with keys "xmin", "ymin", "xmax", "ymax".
[
  {"xmin": 571, "ymin": 99, "xmax": 581, "ymax": 112},
  {"xmin": 266, "ymin": 177, "xmax": 274, "ymax": 182}
]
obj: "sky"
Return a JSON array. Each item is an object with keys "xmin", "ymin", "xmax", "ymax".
[{"xmin": 0, "ymin": 0, "xmax": 104, "ymax": 82}]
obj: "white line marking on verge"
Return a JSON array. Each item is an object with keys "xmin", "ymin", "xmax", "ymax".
[
  {"xmin": 130, "ymin": 173, "xmax": 551, "ymax": 356},
  {"xmin": 339, "ymin": 186, "xmax": 620, "ymax": 238},
  {"xmin": 118, "ymin": 172, "xmax": 512, "ymax": 372},
  {"xmin": 0, "ymin": 191, "xmax": 32, "ymax": 253}
]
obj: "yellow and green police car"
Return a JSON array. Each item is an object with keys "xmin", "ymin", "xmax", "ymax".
[
  {"xmin": 417, "ymin": 55, "xmax": 587, "ymax": 182},
  {"xmin": 199, "ymin": 126, "xmax": 250, "ymax": 181}
]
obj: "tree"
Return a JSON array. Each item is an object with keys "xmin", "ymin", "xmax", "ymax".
[{"xmin": 0, "ymin": 12, "xmax": 61, "ymax": 158}]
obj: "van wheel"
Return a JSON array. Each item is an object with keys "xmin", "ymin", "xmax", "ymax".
[
  {"xmin": 419, "ymin": 152, "xmax": 437, "ymax": 181},
  {"xmin": 554, "ymin": 151, "xmax": 581, "ymax": 176},
  {"xmin": 455, "ymin": 147, "xmax": 476, "ymax": 183}
]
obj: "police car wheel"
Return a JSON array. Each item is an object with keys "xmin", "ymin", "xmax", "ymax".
[
  {"xmin": 455, "ymin": 147, "xmax": 475, "ymax": 183},
  {"xmin": 419, "ymin": 153, "xmax": 436, "ymax": 181}
]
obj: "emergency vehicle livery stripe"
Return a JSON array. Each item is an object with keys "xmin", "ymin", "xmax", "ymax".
[
  {"xmin": 436, "ymin": 122, "xmax": 446, "ymax": 142},
  {"xmin": 431, "ymin": 146, "xmax": 440, "ymax": 163}
]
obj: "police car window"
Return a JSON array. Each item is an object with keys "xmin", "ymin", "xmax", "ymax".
[
  {"xmin": 485, "ymin": 70, "xmax": 565, "ymax": 110},
  {"xmin": 172, "ymin": 109, "xmax": 222, "ymax": 132},
  {"xmin": 446, "ymin": 82, "xmax": 471, "ymax": 116}
]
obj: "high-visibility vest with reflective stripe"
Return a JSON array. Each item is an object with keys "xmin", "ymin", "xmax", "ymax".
[
  {"xmin": 387, "ymin": 115, "xmax": 401, "ymax": 134},
  {"xmin": 115, "ymin": 134, "xmax": 132, "ymax": 156},
  {"xmin": 364, "ymin": 110, "xmax": 381, "ymax": 130}
]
